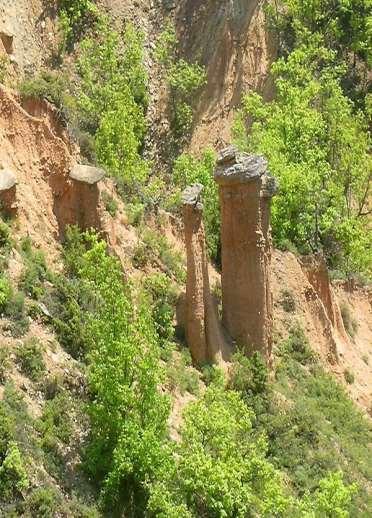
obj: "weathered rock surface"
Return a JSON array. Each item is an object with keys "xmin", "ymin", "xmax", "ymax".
[
  {"xmin": 182, "ymin": 184, "xmax": 225, "ymax": 365},
  {"xmin": 53, "ymin": 165, "xmax": 105, "ymax": 237},
  {"xmin": 215, "ymin": 146, "xmax": 277, "ymax": 362},
  {"xmin": 0, "ymin": 168, "xmax": 17, "ymax": 215}
]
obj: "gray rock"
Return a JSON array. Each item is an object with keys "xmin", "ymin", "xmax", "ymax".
[
  {"xmin": 215, "ymin": 146, "xmax": 268, "ymax": 185},
  {"xmin": 182, "ymin": 184, "xmax": 204, "ymax": 210},
  {"xmin": 0, "ymin": 169, "xmax": 17, "ymax": 191},
  {"xmin": 69, "ymin": 165, "xmax": 105, "ymax": 185}
]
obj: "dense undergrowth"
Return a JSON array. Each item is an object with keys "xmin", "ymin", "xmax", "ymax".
[
  {"xmin": 0, "ymin": 0, "xmax": 371, "ymax": 516},
  {"xmin": 1, "ymin": 218, "xmax": 371, "ymax": 516}
]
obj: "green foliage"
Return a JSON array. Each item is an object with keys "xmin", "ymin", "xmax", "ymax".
[
  {"xmin": 133, "ymin": 228, "xmax": 186, "ymax": 282},
  {"xmin": 0, "ymin": 441, "xmax": 29, "ymax": 500},
  {"xmin": 0, "ymin": 274, "xmax": 12, "ymax": 311},
  {"xmin": 144, "ymin": 273, "xmax": 176, "ymax": 346},
  {"xmin": 58, "ymin": 0, "xmax": 98, "ymax": 50},
  {"xmin": 102, "ymin": 191, "xmax": 118, "ymax": 217},
  {"xmin": 0, "ymin": 345, "xmax": 10, "ymax": 383},
  {"xmin": 0, "ymin": 219, "xmax": 11, "ymax": 249},
  {"xmin": 155, "ymin": 23, "xmax": 177, "ymax": 66},
  {"xmin": 344, "ymin": 369, "xmax": 355, "ymax": 385},
  {"xmin": 280, "ymin": 288, "xmax": 296, "ymax": 312},
  {"xmin": 166, "ymin": 352, "xmax": 200, "ymax": 396},
  {"xmin": 201, "ymin": 364, "xmax": 225, "ymax": 387},
  {"xmin": 0, "ymin": 55, "xmax": 9, "ymax": 84},
  {"xmin": 26, "ymin": 486, "xmax": 62, "ymax": 518},
  {"xmin": 149, "ymin": 386, "xmax": 292, "ymax": 517},
  {"xmin": 77, "ymin": 20, "xmax": 149, "ymax": 186},
  {"xmin": 66, "ymin": 234, "xmax": 170, "ymax": 513},
  {"xmin": 168, "ymin": 59, "xmax": 207, "ymax": 137},
  {"xmin": 19, "ymin": 71, "xmax": 68, "ymax": 109},
  {"xmin": 16, "ymin": 337, "xmax": 46, "ymax": 381},
  {"xmin": 173, "ymin": 149, "xmax": 220, "ymax": 262},
  {"xmin": 234, "ymin": 30, "xmax": 371, "ymax": 278},
  {"xmin": 279, "ymin": 323, "xmax": 315, "ymax": 365},
  {"xmin": 19, "ymin": 237, "xmax": 51, "ymax": 299}
]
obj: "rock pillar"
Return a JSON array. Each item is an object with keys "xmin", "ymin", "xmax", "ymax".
[
  {"xmin": 0, "ymin": 169, "xmax": 17, "ymax": 216},
  {"xmin": 54, "ymin": 164, "xmax": 105, "ymax": 237},
  {"xmin": 182, "ymin": 184, "xmax": 224, "ymax": 365},
  {"xmin": 214, "ymin": 146, "xmax": 277, "ymax": 361}
]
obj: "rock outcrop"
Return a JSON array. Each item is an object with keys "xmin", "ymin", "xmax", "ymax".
[
  {"xmin": 215, "ymin": 146, "xmax": 277, "ymax": 362},
  {"xmin": 182, "ymin": 184, "xmax": 225, "ymax": 365},
  {"xmin": 54, "ymin": 165, "xmax": 105, "ymax": 238},
  {"xmin": 0, "ymin": 169, "xmax": 17, "ymax": 216}
]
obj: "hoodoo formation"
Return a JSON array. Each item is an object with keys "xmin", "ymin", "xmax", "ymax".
[
  {"xmin": 182, "ymin": 184, "xmax": 224, "ymax": 365},
  {"xmin": 214, "ymin": 146, "xmax": 277, "ymax": 362},
  {"xmin": 54, "ymin": 164, "xmax": 105, "ymax": 237},
  {"xmin": 0, "ymin": 168, "xmax": 17, "ymax": 216}
]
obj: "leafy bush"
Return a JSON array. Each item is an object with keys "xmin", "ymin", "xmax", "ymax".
[
  {"xmin": 102, "ymin": 191, "xmax": 118, "ymax": 217},
  {"xmin": 0, "ymin": 441, "xmax": 29, "ymax": 500},
  {"xmin": 26, "ymin": 486, "xmax": 62, "ymax": 518},
  {"xmin": 133, "ymin": 228, "xmax": 185, "ymax": 282},
  {"xmin": 77, "ymin": 20, "xmax": 149, "ymax": 187},
  {"xmin": 173, "ymin": 149, "xmax": 220, "ymax": 262},
  {"xmin": 154, "ymin": 23, "xmax": 177, "ymax": 66},
  {"xmin": 58, "ymin": 0, "xmax": 98, "ymax": 50},
  {"xmin": 19, "ymin": 71, "xmax": 68, "ymax": 109},
  {"xmin": 279, "ymin": 322, "xmax": 315, "ymax": 365},
  {"xmin": 344, "ymin": 369, "xmax": 355, "ymax": 385},
  {"xmin": 280, "ymin": 288, "xmax": 296, "ymax": 312},
  {"xmin": 0, "ymin": 275, "xmax": 12, "ymax": 312},
  {"xmin": 201, "ymin": 364, "xmax": 225, "ymax": 387},
  {"xmin": 149, "ymin": 386, "xmax": 291, "ymax": 516},
  {"xmin": 144, "ymin": 273, "xmax": 176, "ymax": 346},
  {"xmin": 16, "ymin": 338, "xmax": 45, "ymax": 381},
  {"xmin": 19, "ymin": 238, "xmax": 51, "ymax": 299},
  {"xmin": 234, "ymin": 25, "xmax": 371, "ymax": 279},
  {"xmin": 0, "ymin": 219, "xmax": 11, "ymax": 248},
  {"xmin": 166, "ymin": 353, "xmax": 200, "ymax": 395},
  {"xmin": 0, "ymin": 345, "xmax": 10, "ymax": 383}
]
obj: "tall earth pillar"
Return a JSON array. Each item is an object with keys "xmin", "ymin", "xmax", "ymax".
[{"xmin": 215, "ymin": 146, "xmax": 277, "ymax": 362}]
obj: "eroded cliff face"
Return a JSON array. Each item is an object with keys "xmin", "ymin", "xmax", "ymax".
[{"xmin": 175, "ymin": 0, "xmax": 274, "ymax": 150}]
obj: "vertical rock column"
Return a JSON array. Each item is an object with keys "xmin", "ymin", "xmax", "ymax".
[
  {"xmin": 214, "ymin": 146, "xmax": 277, "ymax": 361},
  {"xmin": 182, "ymin": 184, "xmax": 224, "ymax": 365}
]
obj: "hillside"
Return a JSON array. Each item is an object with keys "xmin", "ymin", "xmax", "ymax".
[{"xmin": 0, "ymin": 1, "xmax": 371, "ymax": 517}]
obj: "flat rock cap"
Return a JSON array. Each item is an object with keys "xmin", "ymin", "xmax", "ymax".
[
  {"xmin": 182, "ymin": 183, "xmax": 204, "ymax": 210},
  {"xmin": 215, "ymin": 145, "xmax": 268, "ymax": 185},
  {"xmin": 0, "ymin": 169, "xmax": 17, "ymax": 191},
  {"xmin": 69, "ymin": 165, "xmax": 105, "ymax": 185}
]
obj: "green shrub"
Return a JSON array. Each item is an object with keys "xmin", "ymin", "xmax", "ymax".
[
  {"xmin": 154, "ymin": 23, "xmax": 177, "ymax": 66},
  {"xmin": 0, "ymin": 219, "xmax": 11, "ymax": 248},
  {"xmin": 168, "ymin": 59, "xmax": 206, "ymax": 98},
  {"xmin": 144, "ymin": 273, "xmax": 176, "ymax": 346},
  {"xmin": 280, "ymin": 323, "xmax": 315, "ymax": 365},
  {"xmin": 8, "ymin": 318, "xmax": 30, "ymax": 339},
  {"xmin": 133, "ymin": 229, "xmax": 185, "ymax": 282},
  {"xmin": 19, "ymin": 71, "xmax": 68, "ymax": 109},
  {"xmin": 38, "ymin": 392, "xmax": 76, "ymax": 451},
  {"xmin": 0, "ymin": 345, "xmax": 10, "ymax": 384},
  {"xmin": 19, "ymin": 238, "xmax": 51, "ymax": 300},
  {"xmin": 102, "ymin": 191, "xmax": 118, "ymax": 217},
  {"xmin": 344, "ymin": 369, "xmax": 355, "ymax": 384},
  {"xmin": 0, "ymin": 441, "xmax": 29, "ymax": 500},
  {"xmin": 280, "ymin": 288, "xmax": 296, "ymax": 312},
  {"xmin": 166, "ymin": 353, "xmax": 200, "ymax": 395},
  {"xmin": 26, "ymin": 486, "xmax": 62, "ymax": 518},
  {"xmin": 201, "ymin": 364, "xmax": 225, "ymax": 387},
  {"xmin": 0, "ymin": 55, "xmax": 9, "ymax": 84},
  {"xmin": 58, "ymin": 0, "xmax": 98, "ymax": 50},
  {"xmin": 0, "ymin": 275, "xmax": 12, "ymax": 311},
  {"xmin": 16, "ymin": 338, "xmax": 45, "ymax": 381},
  {"xmin": 126, "ymin": 202, "xmax": 145, "ymax": 227}
]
